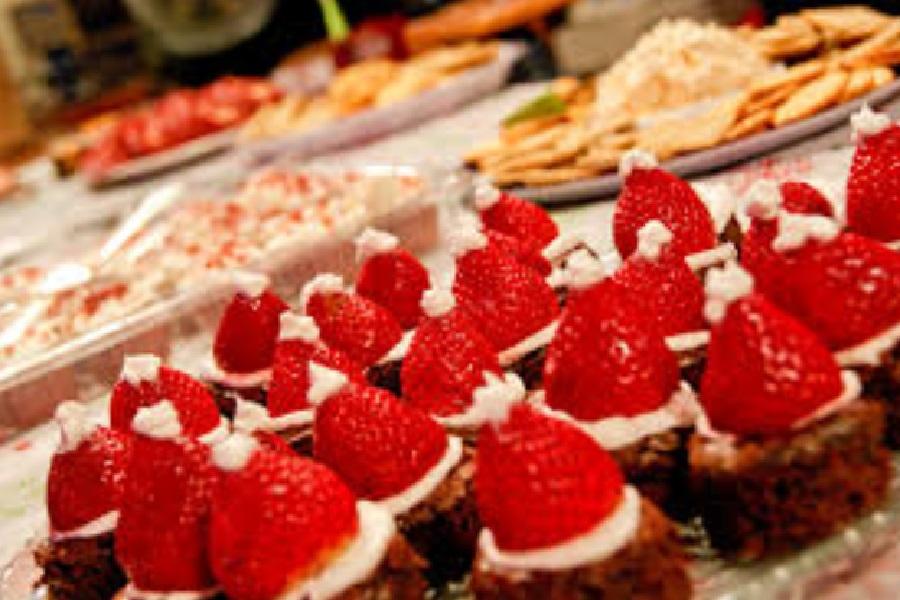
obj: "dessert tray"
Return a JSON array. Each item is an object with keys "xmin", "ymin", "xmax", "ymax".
[{"xmin": 0, "ymin": 166, "xmax": 442, "ymax": 437}]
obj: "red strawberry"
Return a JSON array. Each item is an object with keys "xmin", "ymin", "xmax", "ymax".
[
  {"xmin": 476, "ymin": 403, "xmax": 624, "ymax": 551},
  {"xmin": 452, "ymin": 229, "xmax": 560, "ymax": 352},
  {"xmin": 109, "ymin": 356, "xmax": 221, "ymax": 438},
  {"xmin": 701, "ymin": 265, "xmax": 844, "ymax": 436},
  {"xmin": 314, "ymin": 381, "xmax": 452, "ymax": 501},
  {"xmin": 210, "ymin": 442, "xmax": 361, "ymax": 600},
  {"xmin": 116, "ymin": 422, "xmax": 219, "ymax": 593},
  {"xmin": 402, "ymin": 289, "xmax": 502, "ymax": 417},
  {"xmin": 614, "ymin": 152, "xmax": 716, "ymax": 259},
  {"xmin": 846, "ymin": 109, "xmax": 900, "ymax": 242},
  {"xmin": 355, "ymin": 229, "xmax": 430, "ymax": 329},
  {"xmin": 544, "ymin": 280, "xmax": 680, "ymax": 421},
  {"xmin": 609, "ymin": 221, "xmax": 705, "ymax": 336},
  {"xmin": 303, "ymin": 274, "xmax": 403, "ymax": 367},
  {"xmin": 47, "ymin": 403, "xmax": 132, "ymax": 534},
  {"xmin": 486, "ymin": 229, "xmax": 552, "ymax": 277},
  {"xmin": 477, "ymin": 190, "xmax": 558, "ymax": 249},
  {"xmin": 769, "ymin": 232, "xmax": 900, "ymax": 350},
  {"xmin": 213, "ymin": 274, "xmax": 289, "ymax": 374},
  {"xmin": 779, "ymin": 181, "xmax": 834, "ymax": 217},
  {"xmin": 267, "ymin": 317, "xmax": 366, "ymax": 418}
]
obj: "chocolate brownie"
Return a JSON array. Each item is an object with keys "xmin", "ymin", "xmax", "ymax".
[
  {"xmin": 336, "ymin": 534, "xmax": 429, "ymax": 600},
  {"xmin": 690, "ymin": 401, "xmax": 891, "ymax": 560},
  {"xmin": 366, "ymin": 359, "xmax": 403, "ymax": 397},
  {"xmin": 36, "ymin": 533, "xmax": 126, "ymax": 600},
  {"xmin": 507, "ymin": 346, "xmax": 547, "ymax": 391},
  {"xmin": 470, "ymin": 498, "xmax": 691, "ymax": 600},
  {"xmin": 612, "ymin": 428, "xmax": 692, "ymax": 519},
  {"xmin": 855, "ymin": 344, "xmax": 900, "ymax": 448}
]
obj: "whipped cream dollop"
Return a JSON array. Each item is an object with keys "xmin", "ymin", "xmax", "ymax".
[
  {"xmin": 542, "ymin": 232, "xmax": 584, "ymax": 262},
  {"xmin": 421, "ymin": 288, "xmax": 456, "ymax": 318},
  {"xmin": 743, "ymin": 180, "xmax": 781, "ymax": 221},
  {"xmin": 852, "ymin": 104, "xmax": 892, "ymax": 141},
  {"xmin": 703, "ymin": 261, "xmax": 753, "ymax": 323},
  {"xmin": 771, "ymin": 213, "xmax": 840, "ymax": 252},
  {"xmin": 684, "ymin": 243, "xmax": 737, "ymax": 272},
  {"xmin": 378, "ymin": 436, "xmax": 464, "ymax": 515},
  {"xmin": 499, "ymin": 321, "xmax": 559, "ymax": 367},
  {"xmin": 122, "ymin": 354, "xmax": 161, "ymax": 386},
  {"xmin": 836, "ymin": 321, "xmax": 900, "ymax": 367},
  {"xmin": 300, "ymin": 274, "xmax": 345, "ymax": 312},
  {"xmin": 212, "ymin": 432, "xmax": 260, "ymax": 472},
  {"xmin": 448, "ymin": 225, "xmax": 488, "ymax": 258},
  {"xmin": 55, "ymin": 401, "xmax": 96, "ymax": 454},
  {"xmin": 132, "ymin": 401, "xmax": 182, "ymax": 440},
  {"xmin": 665, "ymin": 330, "xmax": 710, "ymax": 354},
  {"xmin": 436, "ymin": 372, "xmax": 526, "ymax": 429},
  {"xmin": 231, "ymin": 271, "xmax": 269, "ymax": 298},
  {"xmin": 618, "ymin": 149, "xmax": 658, "ymax": 178},
  {"xmin": 474, "ymin": 183, "xmax": 502, "ymax": 211},
  {"xmin": 355, "ymin": 228, "xmax": 398, "ymax": 262},
  {"xmin": 579, "ymin": 382, "xmax": 699, "ymax": 450},
  {"xmin": 636, "ymin": 220, "xmax": 673, "ymax": 261},
  {"xmin": 479, "ymin": 485, "xmax": 641, "ymax": 573},
  {"xmin": 279, "ymin": 501, "xmax": 395, "ymax": 600},
  {"xmin": 547, "ymin": 249, "xmax": 607, "ymax": 291},
  {"xmin": 280, "ymin": 312, "xmax": 320, "ymax": 343},
  {"xmin": 52, "ymin": 510, "xmax": 120, "ymax": 541},
  {"xmin": 197, "ymin": 417, "xmax": 230, "ymax": 446},
  {"xmin": 307, "ymin": 362, "xmax": 350, "ymax": 406}
]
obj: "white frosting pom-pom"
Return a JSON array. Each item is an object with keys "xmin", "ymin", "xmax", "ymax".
[
  {"xmin": 564, "ymin": 249, "xmax": 608, "ymax": 290},
  {"xmin": 299, "ymin": 273, "xmax": 345, "ymax": 312},
  {"xmin": 772, "ymin": 213, "xmax": 840, "ymax": 252},
  {"xmin": 618, "ymin": 148, "xmax": 658, "ymax": 178},
  {"xmin": 279, "ymin": 312, "xmax": 320, "ymax": 343},
  {"xmin": 55, "ymin": 402, "xmax": 96, "ymax": 454},
  {"xmin": 355, "ymin": 228, "xmax": 398, "ymax": 262},
  {"xmin": 474, "ymin": 183, "xmax": 502, "ymax": 211},
  {"xmin": 231, "ymin": 271, "xmax": 270, "ymax": 298},
  {"xmin": 212, "ymin": 432, "xmax": 260, "ymax": 472},
  {"xmin": 851, "ymin": 104, "xmax": 891, "ymax": 141},
  {"xmin": 636, "ymin": 220, "xmax": 674, "ymax": 261},
  {"xmin": 474, "ymin": 372, "xmax": 527, "ymax": 427},
  {"xmin": 132, "ymin": 400, "xmax": 182, "ymax": 440},
  {"xmin": 448, "ymin": 224, "xmax": 488, "ymax": 258},
  {"xmin": 121, "ymin": 354, "xmax": 161, "ymax": 386},
  {"xmin": 307, "ymin": 362, "xmax": 350, "ymax": 406},
  {"xmin": 704, "ymin": 262, "xmax": 754, "ymax": 324},
  {"xmin": 233, "ymin": 399, "xmax": 271, "ymax": 434},
  {"xmin": 421, "ymin": 288, "xmax": 456, "ymax": 318},
  {"xmin": 743, "ymin": 180, "xmax": 781, "ymax": 221}
]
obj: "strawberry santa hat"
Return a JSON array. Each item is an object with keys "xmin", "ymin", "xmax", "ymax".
[
  {"xmin": 115, "ymin": 401, "xmax": 221, "ymax": 596},
  {"xmin": 700, "ymin": 262, "xmax": 856, "ymax": 437},
  {"xmin": 475, "ymin": 184, "xmax": 559, "ymax": 250},
  {"xmin": 46, "ymin": 402, "xmax": 132, "ymax": 538},
  {"xmin": 266, "ymin": 311, "xmax": 366, "ymax": 420},
  {"xmin": 301, "ymin": 273, "xmax": 404, "ymax": 368},
  {"xmin": 846, "ymin": 105, "xmax": 900, "ymax": 242},
  {"xmin": 474, "ymin": 373, "xmax": 638, "ymax": 567},
  {"xmin": 208, "ymin": 431, "xmax": 395, "ymax": 600},
  {"xmin": 307, "ymin": 361, "xmax": 464, "ymax": 515},
  {"xmin": 212, "ymin": 271, "xmax": 289, "ymax": 376},
  {"xmin": 109, "ymin": 354, "xmax": 225, "ymax": 442},
  {"xmin": 401, "ymin": 287, "xmax": 503, "ymax": 422},
  {"xmin": 613, "ymin": 149, "xmax": 717, "ymax": 260},
  {"xmin": 450, "ymin": 221, "xmax": 560, "ymax": 354},
  {"xmin": 354, "ymin": 228, "xmax": 431, "ymax": 329}
]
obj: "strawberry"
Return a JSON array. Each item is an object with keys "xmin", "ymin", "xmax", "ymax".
[
  {"xmin": 614, "ymin": 152, "xmax": 716, "ymax": 259},
  {"xmin": 47, "ymin": 403, "xmax": 132, "ymax": 534},
  {"xmin": 303, "ymin": 275, "xmax": 403, "ymax": 367},
  {"xmin": 355, "ymin": 229, "xmax": 430, "ymax": 330},
  {"xmin": 116, "ymin": 422, "xmax": 219, "ymax": 593},
  {"xmin": 609, "ymin": 221, "xmax": 706, "ymax": 336},
  {"xmin": 209, "ymin": 442, "xmax": 360, "ymax": 600},
  {"xmin": 846, "ymin": 109, "xmax": 900, "ymax": 242},
  {"xmin": 267, "ymin": 323, "xmax": 366, "ymax": 418},
  {"xmin": 544, "ymin": 280, "xmax": 680, "ymax": 421},
  {"xmin": 476, "ymin": 403, "xmax": 624, "ymax": 551},
  {"xmin": 213, "ymin": 274, "xmax": 289, "ymax": 374},
  {"xmin": 779, "ymin": 181, "xmax": 834, "ymax": 217},
  {"xmin": 767, "ymin": 232, "xmax": 900, "ymax": 350},
  {"xmin": 452, "ymin": 229, "xmax": 560, "ymax": 352},
  {"xmin": 477, "ymin": 189, "xmax": 558, "ymax": 249},
  {"xmin": 486, "ymin": 229, "xmax": 552, "ymax": 277},
  {"xmin": 402, "ymin": 289, "xmax": 502, "ymax": 417},
  {"xmin": 314, "ymin": 382, "xmax": 450, "ymax": 501},
  {"xmin": 109, "ymin": 356, "xmax": 221, "ymax": 438},
  {"xmin": 701, "ymin": 264, "xmax": 844, "ymax": 436}
]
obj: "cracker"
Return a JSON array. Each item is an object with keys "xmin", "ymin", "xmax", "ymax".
[
  {"xmin": 801, "ymin": 6, "xmax": 892, "ymax": 44},
  {"xmin": 641, "ymin": 93, "xmax": 745, "ymax": 157},
  {"xmin": 493, "ymin": 130, "xmax": 587, "ymax": 172},
  {"xmin": 754, "ymin": 15, "xmax": 821, "ymax": 59},
  {"xmin": 749, "ymin": 61, "xmax": 826, "ymax": 98},
  {"xmin": 840, "ymin": 68, "xmax": 875, "ymax": 102},
  {"xmin": 724, "ymin": 109, "xmax": 773, "ymax": 141},
  {"xmin": 490, "ymin": 166, "xmax": 599, "ymax": 188},
  {"xmin": 550, "ymin": 77, "xmax": 582, "ymax": 103},
  {"xmin": 872, "ymin": 65, "xmax": 896, "ymax": 87},
  {"xmin": 575, "ymin": 147, "xmax": 622, "ymax": 172},
  {"xmin": 501, "ymin": 116, "xmax": 567, "ymax": 144},
  {"xmin": 772, "ymin": 70, "xmax": 849, "ymax": 127},
  {"xmin": 741, "ymin": 83, "xmax": 799, "ymax": 117},
  {"xmin": 841, "ymin": 20, "xmax": 900, "ymax": 67}
]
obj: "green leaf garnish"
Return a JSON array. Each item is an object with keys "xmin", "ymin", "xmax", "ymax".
[
  {"xmin": 317, "ymin": 0, "xmax": 350, "ymax": 43},
  {"xmin": 503, "ymin": 91, "xmax": 567, "ymax": 127}
]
